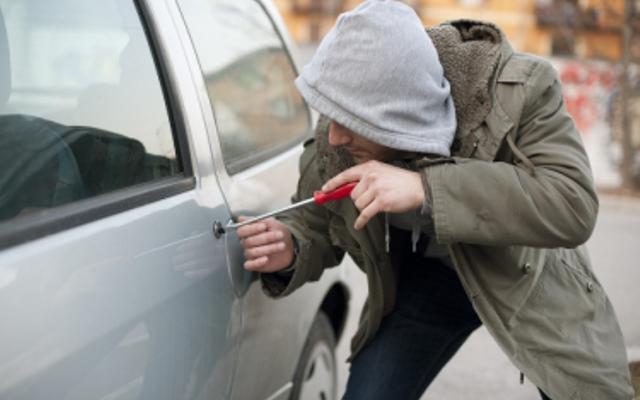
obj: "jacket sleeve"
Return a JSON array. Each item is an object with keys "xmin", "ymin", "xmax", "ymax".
[
  {"xmin": 260, "ymin": 138, "xmax": 345, "ymax": 298},
  {"xmin": 425, "ymin": 61, "xmax": 598, "ymax": 248}
]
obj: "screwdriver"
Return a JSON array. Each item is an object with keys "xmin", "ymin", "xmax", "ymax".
[{"xmin": 227, "ymin": 182, "xmax": 357, "ymax": 229}]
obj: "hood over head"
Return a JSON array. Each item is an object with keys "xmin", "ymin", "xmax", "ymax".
[
  {"xmin": 295, "ymin": 0, "xmax": 456, "ymax": 156},
  {"xmin": 313, "ymin": 19, "xmax": 508, "ymax": 181}
]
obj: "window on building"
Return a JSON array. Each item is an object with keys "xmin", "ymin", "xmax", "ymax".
[{"xmin": 551, "ymin": 31, "xmax": 576, "ymax": 56}]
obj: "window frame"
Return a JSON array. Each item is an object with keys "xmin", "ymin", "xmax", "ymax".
[
  {"xmin": 0, "ymin": 0, "xmax": 195, "ymax": 250},
  {"xmin": 177, "ymin": 0, "xmax": 312, "ymax": 176}
]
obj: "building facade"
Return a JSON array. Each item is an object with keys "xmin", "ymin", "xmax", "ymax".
[{"xmin": 275, "ymin": 0, "xmax": 632, "ymax": 62}]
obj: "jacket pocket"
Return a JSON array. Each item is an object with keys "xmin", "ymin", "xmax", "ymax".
[
  {"xmin": 510, "ymin": 249, "xmax": 605, "ymax": 351},
  {"xmin": 508, "ymin": 249, "xmax": 630, "ymax": 399}
]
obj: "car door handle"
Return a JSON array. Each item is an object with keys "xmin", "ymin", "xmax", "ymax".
[{"xmin": 213, "ymin": 221, "xmax": 226, "ymax": 239}]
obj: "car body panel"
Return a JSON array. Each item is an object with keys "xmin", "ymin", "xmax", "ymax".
[
  {"xmin": 0, "ymin": 191, "xmax": 240, "ymax": 399},
  {"xmin": 159, "ymin": 1, "xmax": 349, "ymax": 398}
]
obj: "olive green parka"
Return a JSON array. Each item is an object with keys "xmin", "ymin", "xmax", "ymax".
[{"xmin": 262, "ymin": 20, "xmax": 634, "ymax": 399}]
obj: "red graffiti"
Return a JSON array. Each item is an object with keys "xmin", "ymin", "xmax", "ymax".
[
  {"xmin": 559, "ymin": 62, "xmax": 616, "ymax": 88},
  {"xmin": 563, "ymin": 92, "xmax": 598, "ymax": 133},
  {"xmin": 554, "ymin": 60, "xmax": 617, "ymax": 135}
]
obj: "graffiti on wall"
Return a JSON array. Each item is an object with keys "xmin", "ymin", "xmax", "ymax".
[{"xmin": 551, "ymin": 58, "xmax": 617, "ymax": 135}]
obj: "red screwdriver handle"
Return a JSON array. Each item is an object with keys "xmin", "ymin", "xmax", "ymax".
[{"xmin": 313, "ymin": 182, "xmax": 358, "ymax": 206}]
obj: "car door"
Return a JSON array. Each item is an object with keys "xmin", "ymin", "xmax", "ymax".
[
  {"xmin": 173, "ymin": 0, "xmax": 310, "ymax": 284},
  {"xmin": 0, "ymin": 0, "xmax": 240, "ymax": 399},
  {"xmin": 170, "ymin": 0, "xmax": 333, "ymax": 398}
]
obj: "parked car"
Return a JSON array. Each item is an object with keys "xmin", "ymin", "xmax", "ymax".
[{"xmin": 0, "ymin": 0, "xmax": 351, "ymax": 399}]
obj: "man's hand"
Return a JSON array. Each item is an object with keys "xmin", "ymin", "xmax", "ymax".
[
  {"xmin": 236, "ymin": 217, "xmax": 295, "ymax": 273},
  {"xmin": 322, "ymin": 160, "xmax": 425, "ymax": 230}
]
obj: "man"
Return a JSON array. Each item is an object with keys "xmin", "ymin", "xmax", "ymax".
[{"xmin": 237, "ymin": 1, "xmax": 634, "ymax": 398}]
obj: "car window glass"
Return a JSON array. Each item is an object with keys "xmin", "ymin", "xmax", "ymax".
[
  {"xmin": 0, "ymin": 0, "xmax": 181, "ymax": 223},
  {"xmin": 178, "ymin": 0, "xmax": 310, "ymax": 174}
]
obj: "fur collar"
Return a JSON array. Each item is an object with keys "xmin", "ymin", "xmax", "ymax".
[{"xmin": 427, "ymin": 20, "xmax": 505, "ymax": 138}]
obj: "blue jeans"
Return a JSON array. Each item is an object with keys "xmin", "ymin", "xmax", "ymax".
[{"xmin": 343, "ymin": 233, "xmax": 552, "ymax": 400}]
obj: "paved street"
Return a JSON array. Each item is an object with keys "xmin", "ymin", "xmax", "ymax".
[{"xmin": 335, "ymin": 194, "xmax": 640, "ymax": 399}]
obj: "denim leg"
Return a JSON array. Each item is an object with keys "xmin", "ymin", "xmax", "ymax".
[{"xmin": 343, "ymin": 256, "xmax": 482, "ymax": 400}]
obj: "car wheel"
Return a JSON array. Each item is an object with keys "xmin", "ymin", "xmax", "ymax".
[{"xmin": 290, "ymin": 311, "xmax": 337, "ymax": 400}]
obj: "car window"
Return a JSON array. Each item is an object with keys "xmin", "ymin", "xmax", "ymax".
[
  {"xmin": 178, "ymin": 0, "xmax": 310, "ymax": 174},
  {"xmin": 0, "ymin": 0, "xmax": 181, "ymax": 223}
]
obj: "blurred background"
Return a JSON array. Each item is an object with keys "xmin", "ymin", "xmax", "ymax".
[
  {"xmin": 273, "ymin": 1, "xmax": 640, "ymax": 398},
  {"xmin": 276, "ymin": 0, "xmax": 640, "ymax": 193}
]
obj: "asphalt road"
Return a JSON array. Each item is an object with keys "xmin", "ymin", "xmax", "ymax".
[{"xmin": 334, "ymin": 194, "xmax": 640, "ymax": 399}]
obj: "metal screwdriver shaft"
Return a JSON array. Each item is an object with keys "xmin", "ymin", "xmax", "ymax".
[
  {"xmin": 227, "ymin": 182, "xmax": 357, "ymax": 229},
  {"xmin": 227, "ymin": 198, "xmax": 316, "ymax": 229}
]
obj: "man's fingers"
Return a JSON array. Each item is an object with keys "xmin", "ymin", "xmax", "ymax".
[
  {"xmin": 353, "ymin": 187, "xmax": 375, "ymax": 211},
  {"xmin": 354, "ymin": 199, "xmax": 382, "ymax": 230},
  {"xmin": 236, "ymin": 220, "xmax": 268, "ymax": 239},
  {"xmin": 244, "ymin": 256, "xmax": 268, "ymax": 271},
  {"xmin": 245, "ymin": 241, "xmax": 286, "ymax": 259},
  {"xmin": 322, "ymin": 165, "xmax": 366, "ymax": 192},
  {"xmin": 243, "ymin": 230, "xmax": 284, "ymax": 247}
]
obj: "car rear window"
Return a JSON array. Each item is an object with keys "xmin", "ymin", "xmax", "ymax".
[{"xmin": 177, "ymin": 0, "xmax": 311, "ymax": 174}]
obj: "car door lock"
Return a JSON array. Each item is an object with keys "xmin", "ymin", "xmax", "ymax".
[{"xmin": 213, "ymin": 221, "xmax": 226, "ymax": 239}]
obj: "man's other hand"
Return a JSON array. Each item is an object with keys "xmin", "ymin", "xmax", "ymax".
[
  {"xmin": 322, "ymin": 161, "xmax": 425, "ymax": 230},
  {"xmin": 236, "ymin": 217, "xmax": 295, "ymax": 273}
]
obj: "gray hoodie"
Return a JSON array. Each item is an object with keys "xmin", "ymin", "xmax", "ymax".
[{"xmin": 295, "ymin": 0, "xmax": 456, "ymax": 156}]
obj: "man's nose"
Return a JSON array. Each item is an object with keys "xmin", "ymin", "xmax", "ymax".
[{"xmin": 328, "ymin": 122, "xmax": 352, "ymax": 146}]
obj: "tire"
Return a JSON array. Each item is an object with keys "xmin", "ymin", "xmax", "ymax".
[{"xmin": 290, "ymin": 311, "xmax": 337, "ymax": 400}]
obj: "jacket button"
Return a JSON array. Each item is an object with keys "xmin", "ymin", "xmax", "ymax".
[
  {"xmin": 522, "ymin": 263, "xmax": 532, "ymax": 274},
  {"xmin": 586, "ymin": 281, "xmax": 594, "ymax": 292}
]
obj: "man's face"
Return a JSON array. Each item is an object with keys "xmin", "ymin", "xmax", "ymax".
[{"xmin": 328, "ymin": 121, "xmax": 400, "ymax": 163}]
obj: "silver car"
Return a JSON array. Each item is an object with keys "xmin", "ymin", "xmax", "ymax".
[{"xmin": 0, "ymin": 0, "xmax": 351, "ymax": 399}]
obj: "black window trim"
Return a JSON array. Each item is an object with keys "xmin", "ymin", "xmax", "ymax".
[
  {"xmin": 0, "ymin": 177, "xmax": 195, "ymax": 250},
  {"xmin": 137, "ymin": 0, "xmax": 193, "ymax": 178},
  {"xmin": 0, "ymin": 0, "xmax": 196, "ymax": 250}
]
